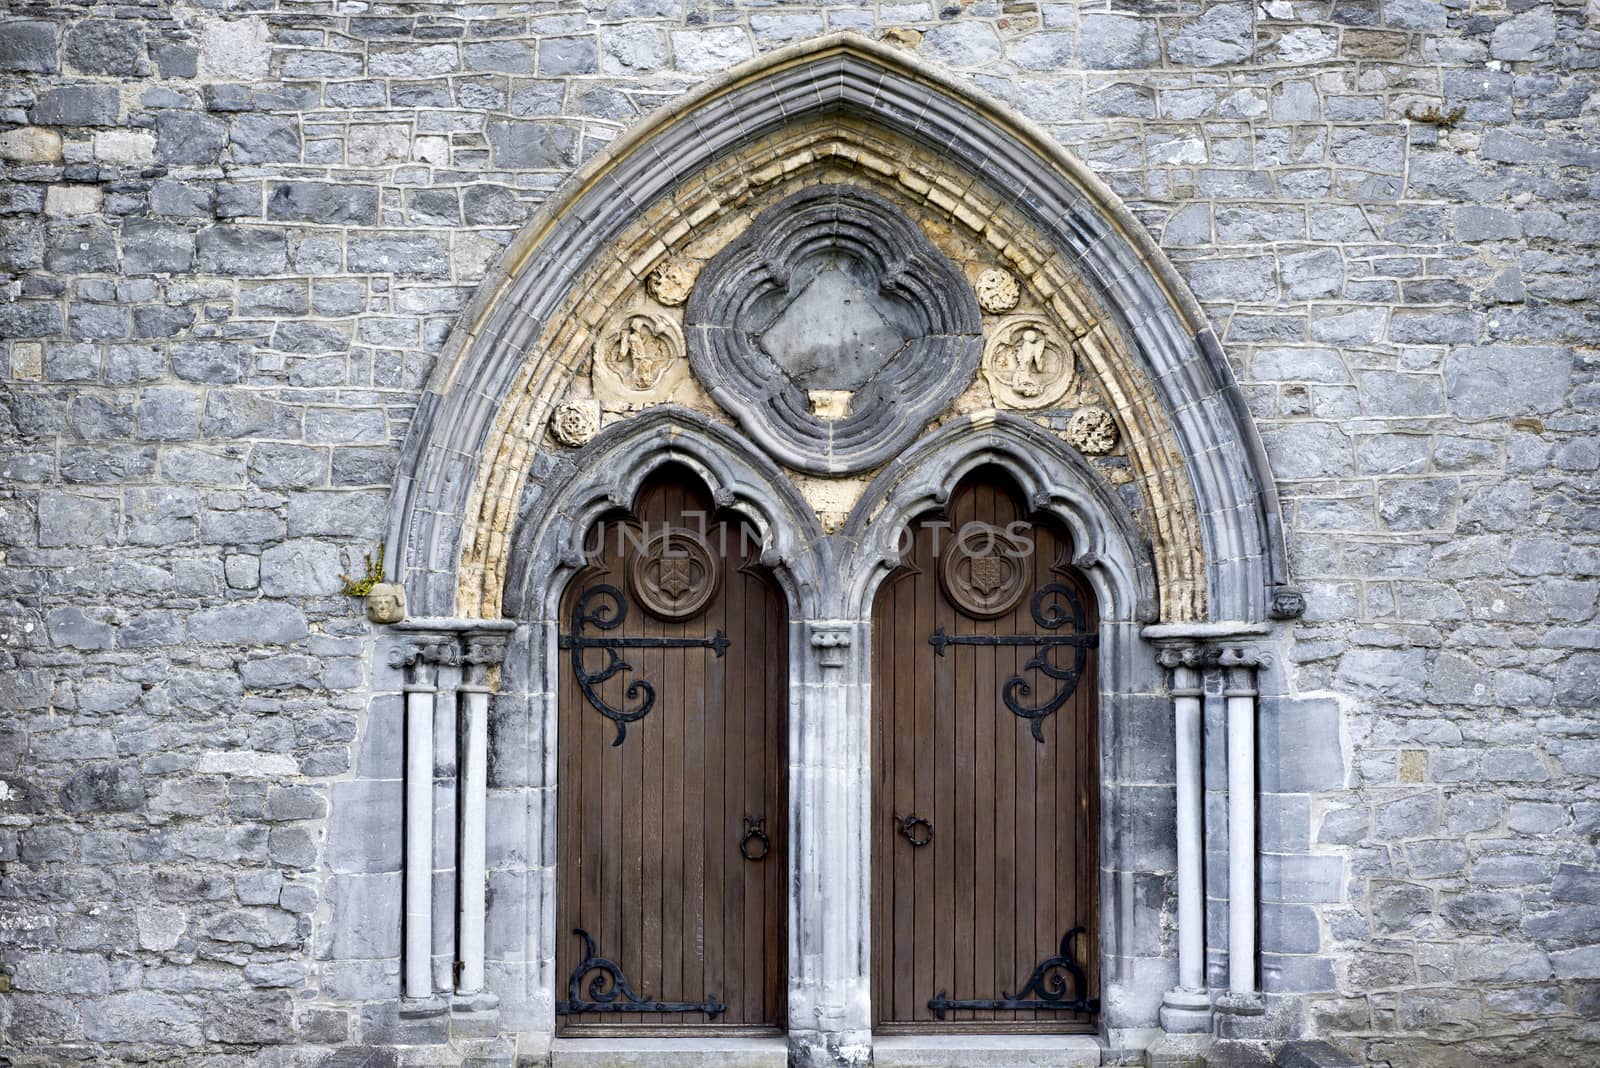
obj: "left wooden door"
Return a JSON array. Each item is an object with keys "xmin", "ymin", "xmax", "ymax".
[{"xmin": 557, "ymin": 466, "xmax": 788, "ymax": 1036}]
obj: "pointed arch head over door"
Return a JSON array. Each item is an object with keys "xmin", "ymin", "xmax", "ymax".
[{"xmin": 383, "ymin": 33, "xmax": 1290, "ymax": 626}]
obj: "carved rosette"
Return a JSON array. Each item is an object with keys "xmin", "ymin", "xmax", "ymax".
[
  {"xmin": 980, "ymin": 316, "xmax": 1075, "ymax": 410},
  {"xmin": 647, "ymin": 258, "xmax": 695, "ymax": 307},
  {"xmin": 628, "ymin": 527, "xmax": 720, "ymax": 621},
  {"xmin": 592, "ymin": 311, "xmax": 689, "ymax": 408},
  {"xmin": 549, "ymin": 400, "xmax": 600, "ymax": 447},
  {"xmin": 1066, "ymin": 406, "xmax": 1119, "ymax": 455},
  {"xmin": 940, "ymin": 521, "xmax": 1032, "ymax": 618},
  {"xmin": 975, "ymin": 268, "xmax": 1020, "ymax": 313}
]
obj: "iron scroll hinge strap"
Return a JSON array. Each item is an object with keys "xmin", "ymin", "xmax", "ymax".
[
  {"xmin": 928, "ymin": 581, "xmax": 1099, "ymax": 744},
  {"xmin": 555, "ymin": 929, "xmax": 726, "ymax": 1018},
  {"xmin": 558, "ymin": 583, "xmax": 731, "ymax": 747},
  {"xmin": 928, "ymin": 926, "xmax": 1099, "ymax": 1020}
]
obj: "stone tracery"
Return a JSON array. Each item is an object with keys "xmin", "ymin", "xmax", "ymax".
[{"xmin": 453, "ymin": 117, "xmax": 1208, "ymax": 622}]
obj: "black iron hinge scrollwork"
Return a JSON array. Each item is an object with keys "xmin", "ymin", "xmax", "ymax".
[
  {"xmin": 558, "ymin": 584, "xmax": 730, "ymax": 747},
  {"xmin": 929, "ymin": 582, "xmax": 1098, "ymax": 743},
  {"xmin": 928, "ymin": 926, "xmax": 1098, "ymax": 1020},
  {"xmin": 556, "ymin": 929, "xmax": 726, "ymax": 1018}
]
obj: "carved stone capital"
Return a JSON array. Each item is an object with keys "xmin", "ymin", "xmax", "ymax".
[
  {"xmin": 808, "ymin": 623, "xmax": 852, "ymax": 669},
  {"xmin": 1155, "ymin": 645, "xmax": 1206, "ymax": 670},
  {"xmin": 461, "ymin": 632, "xmax": 509, "ymax": 688},
  {"xmin": 389, "ymin": 637, "xmax": 460, "ymax": 688},
  {"xmin": 1215, "ymin": 645, "xmax": 1271, "ymax": 695},
  {"xmin": 1214, "ymin": 646, "xmax": 1272, "ymax": 671}
]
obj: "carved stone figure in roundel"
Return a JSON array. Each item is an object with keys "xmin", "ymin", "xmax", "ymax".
[
  {"xmin": 628, "ymin": 526, "xmax": 720, "ymax": 620},
  {"xmin": 593, "ymin": 311, "xmax": 689, "ymax": 407},
  {"xmin": 939, "ymin": 521, "xmax": 1032, "ymax": 619},
  {"xmin": 685, "ymin": 186, "xmax": 983, "ymax": 475},
  {"xmin": 981, "ymin": 315, "xmax": 1075, "ymax": 410}
]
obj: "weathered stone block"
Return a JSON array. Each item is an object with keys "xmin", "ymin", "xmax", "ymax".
[
  {"xmin": 0, "ymin": 20, "xmax": 58, "ymax": 72},
  {"xmin": 1166, "ymin": 4, "xmax": 1253, "ymax": 67},
  {"xmin": 196, "ymin": 226, "xmax": 288, "ymax": 275},
  {"xmin": 187, "ymin": 602, "xmax": 309, "ymax": 644},
  {"xmin": 63, "ymin": 20, "xmax": 143, "ymax": 76},
  {"xmin": 326, "ymin": 873, "xmax": 402, "ymax": 959},
  {"xmin": 82, "ymin": 992, "xmax": 202, "ymax": 1045}
]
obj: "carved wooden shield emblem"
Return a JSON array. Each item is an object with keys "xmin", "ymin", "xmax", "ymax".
[
  {"xmin": 628, "ymin": 527, "xmax": 720, "ymax": 620},
  {"xmin": 938, "ymin": 521, "xmax": 1031, "ymax": 619}
]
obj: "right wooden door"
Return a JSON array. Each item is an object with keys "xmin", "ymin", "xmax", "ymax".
[{"xmin": 871, "ymin": 469, "xmax": 1100, "ymax": 1033}]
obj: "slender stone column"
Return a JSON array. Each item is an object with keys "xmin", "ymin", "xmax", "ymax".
[
  {"xmin": 1218, "ymin": 647, "xmax": 1265, "ymax": 1000},
  {"xmin": 1158, "ymin": 645, "xmax": 1210, "ymax": 1032},
  {"xmin": 789, "ymin": 620, "xmax": 872, "ymax": 1068},
  {"xmin": 456, "ymin": 632, "xmax": 506, "ymax": 1002},
  {"xmin": 391, "ymin": 638, "xmax": 457, "ymax": 1004}
]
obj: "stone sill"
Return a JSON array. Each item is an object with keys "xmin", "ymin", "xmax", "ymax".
[
  {"xmin": 551, "ymin": 1036, "xmax": 788, "ymax": 1068},
  {"xmin": 873, "ymin": 1034, "xmax": 1103, "ymax": 1067}
]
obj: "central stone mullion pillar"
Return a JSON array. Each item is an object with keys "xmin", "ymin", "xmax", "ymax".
[
  {"xmin": 789, "ymin": 620, "xmax": 871, "ymax": 1068},
  {"xmin": 1157, "ymin": 645, "xmax": 1210, "ymax": 1033}
]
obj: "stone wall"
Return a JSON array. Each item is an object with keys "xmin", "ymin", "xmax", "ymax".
[{"xmin": 0, "ymin": 1, "xmax": 1596, "ymax": 1065}]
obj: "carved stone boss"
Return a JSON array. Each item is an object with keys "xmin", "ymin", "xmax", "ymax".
[{"xmin": 389, "ymin": 620, "xmax": 514, "ymax": 1013}]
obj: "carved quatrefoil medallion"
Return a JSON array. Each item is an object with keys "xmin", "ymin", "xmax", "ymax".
[
  {"xmin": 686, "ymin": 185, "xmax": 983, "ymax": 475},
  {"xmin": 593, "ymin": 311, "xmax": 689, "ymax": 407},
  {"xmin": 981, "ymin": 316, "xmax": 1075, "ymax": 410},
  {"xmin": 629, "ymin": 527, "xmax": 720, "ymax": 621},
  {"xmin": 940, "ymin": 521, "xmax": 1032, "ymax": 619}
]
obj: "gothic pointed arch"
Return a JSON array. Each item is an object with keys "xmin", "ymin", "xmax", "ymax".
[{"xmin": 382, "ymin": 32, "xmax": 1291, "ymax": 627}]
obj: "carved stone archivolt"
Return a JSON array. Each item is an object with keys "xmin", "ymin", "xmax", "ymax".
[
  {"xmin": 686, "ymin": 184, "xmax": 983, "ymax": 475},
  {"xmin": 456, "ymin": 117, "xmax": 1205, "ymax": 621},
  {"xmin": 628, "ymin": 526, "xmax": 720, "ymax": 621},
  {"xmin": 940, "ymin": 521, "xmax": 1031, "ymax": 619},
  {"xmin": 1066, "ymin": 406, "xmax": 1119, "ymax": 455},
  {"xmin": 593, "ymin": 311, "xmax": 689, "ymax": 408},
  {"xmin": 981, "ymin": 316, "xmax": 1075, "ymax": 410}
]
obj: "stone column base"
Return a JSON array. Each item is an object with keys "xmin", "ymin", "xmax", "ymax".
[
  {"xmin": 1159, "ymin": 986, "xmax": 1213, "ymax": 1033},
  {"xmin": 788, "ymin": 1028, "xmax": 873, "ymax": 1068}
]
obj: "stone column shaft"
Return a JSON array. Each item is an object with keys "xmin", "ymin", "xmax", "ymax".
[
  {"xmin": 1159, "ymin": 646, "xmax": 1210, "ymax": 1032},
  {"xmin": 456, "ymin": 633, "xmax": 506, "ymax": 1001},
  {"xmin": 389, "ymin": 636, "xmax": 462, "ymax": 1006},
  {"xmin": 1221, "ymin": 650, "xmax": 1262, "ymax": 999},
  {"xmin": 402, "ymin": 657, "xmax": 440, "ymax": 1000}
]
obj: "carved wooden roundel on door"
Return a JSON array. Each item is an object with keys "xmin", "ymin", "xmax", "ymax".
[
  {"xmin": 939, "ymin": 521, "xmax": 1031, "ymax": 619},
  {"xmin": 628, "ymin": 526, "xmax": 720, "ymax": 620}
]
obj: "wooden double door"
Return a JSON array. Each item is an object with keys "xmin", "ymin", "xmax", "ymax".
[
  {"xmin": 557, "ymin": 467, "xmax": 787, "ymax": 1035},
  {"xmin": 554, "ymin": 465, "xmax": 1099, "ymax": 1036},
  {"xmin": 871, "ymin": 471, "xmax": 1101, "ymax": 1032}
]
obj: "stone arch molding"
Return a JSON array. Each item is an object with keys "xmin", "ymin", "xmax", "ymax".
[{"xmin": 383, "ymin": 32, "xmax": 1293, "ymax": 625}]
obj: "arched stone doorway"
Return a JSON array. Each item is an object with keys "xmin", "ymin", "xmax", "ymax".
[{"xmin": 364, "ymin": 33, "xmax": 1299, "ymax": 1068}]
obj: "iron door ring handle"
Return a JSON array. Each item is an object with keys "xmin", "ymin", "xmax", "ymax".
[
  {"xmin": 740, "ymin": 816, "xmax": 771, "ymax": 862},
  {"xmin": 894, "ymin": 813, "xmax": 934, "ymax": 847}
]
